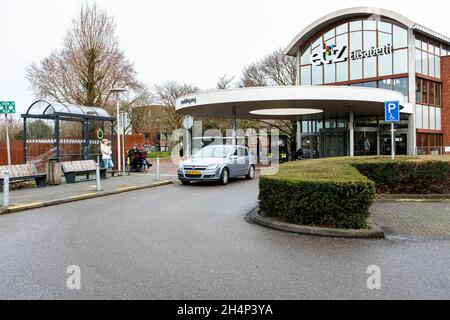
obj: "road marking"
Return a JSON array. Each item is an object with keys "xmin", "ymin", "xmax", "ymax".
[
  {"xmin": 8, "ymin": 202, "xmax": 44, "ymax": 210},
  {"xmin": 116, "ymin": 186, "xmax": 138, "ymax": 191},
  {"xmin": 70, "ymin": 193, "xmax": 97, "ymax": 199}
]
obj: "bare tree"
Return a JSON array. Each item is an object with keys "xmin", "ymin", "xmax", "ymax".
[
  {"xmin": 152, "ymin": 81, "xmax": 199, "ymax": 143},
  {"xmin": 216, "ymin": 74, "xmax": 235, "ymax": 90},
  {"xmin": 241, "ymin": 48, "xmax": 298, "ymax": 154},
  {"xmin": 26, "ymin": 3, "xmax": 147, "ymax": 112}
]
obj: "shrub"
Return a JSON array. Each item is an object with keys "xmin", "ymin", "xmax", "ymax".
[
  {"xmin": 353, "ymin": 161, "xmax": 450, "ymax": 194},
  {"xmin": 258, "ymin": 156, "xmax": 450, "ymax": 229}
]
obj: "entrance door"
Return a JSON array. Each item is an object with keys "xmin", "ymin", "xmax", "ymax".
[
  {"xmin": 354, "ymin": 129, "xmax": 378, "ymax": 156},
  {"xmin": 381, "ymin": 130, "xmax": 408, "ymax": 155},
  {"xmin": 320, "ymin": 130, "xmax": 348, "ymax": 158}
]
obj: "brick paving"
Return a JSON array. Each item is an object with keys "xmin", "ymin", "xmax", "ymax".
[{"xmin": 370, "ymin": 200, "xmax": 450, "ymax": 240}]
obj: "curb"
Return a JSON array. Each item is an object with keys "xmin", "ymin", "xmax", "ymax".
[
  {"xmin": 1, "ymin": 180, "xmax": 173, "ymax": 215},
  {"xmin": 248, "ymin": 207, "xmax": 385, "ymax": 239},
  {"xmin": 375, "ymin": 194, "xmax": 450, "ymax": 202}
]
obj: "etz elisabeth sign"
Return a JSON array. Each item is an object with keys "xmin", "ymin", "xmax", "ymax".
[{"xmin": 311, "ymin": 43, "xmax": 393, "ymax": 66}]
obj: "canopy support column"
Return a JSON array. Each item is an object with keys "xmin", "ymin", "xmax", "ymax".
[
  {"xmin": 296, "ymin": 119, "xmax": 302, "ymax": 153},
  {"xmin": 55, "ymin": 116, "xmax": 60, "ymax": 161},
  {"xmin": 349, "ymin": 109, "xmax": 354, "ymax": 157},
  {"xmin": 23, "ymin": 117, "xmax": 27, "ymax": 163},
  {"xmin": 232, "ymin": 106, "xmax": 237, "ymax": 145}
]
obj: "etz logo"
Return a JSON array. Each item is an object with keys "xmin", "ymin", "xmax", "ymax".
[{"xmin": 310, "ymin": 43, "xmax": 348, "ymax": 66}]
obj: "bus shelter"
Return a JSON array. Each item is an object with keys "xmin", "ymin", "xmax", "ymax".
[{"xmin": 22, "ymin": 100, "xmax": 115, "ymax": 164}]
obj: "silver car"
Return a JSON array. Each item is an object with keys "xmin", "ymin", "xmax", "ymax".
[{"xmin": 177, "ymin": 145, "xmax": 256, "ymax": 185}]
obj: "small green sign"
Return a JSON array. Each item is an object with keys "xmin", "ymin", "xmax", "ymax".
[{"xmin": 0, "ymin": 101, "xmax": 15, "ymax": 114}]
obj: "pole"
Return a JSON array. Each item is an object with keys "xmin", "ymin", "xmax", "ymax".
[
  {"xmin": 391, "ymin": 122, "xmax": 395, "ymax": 160},
  {"xmin": 5, "ymin": 114, "xmax": 11, "ymax": 165},
  {"xmin": 116, "ymin": 93, "xmax": 122, "ymax": 175},
  {"xmin": 3, "ymin": 170, "xmax": 9, "ymax": 207},
  {"xmin": 349, "ymin": 109, "xmax": 354, "ymax": 157},
  {"xmin": 232, "ymin": 106, "xmax": 237, "ymax": 145},
  {"xmin": 156, "ymin": 157, "xmax": 160, "ymax": 181},
  {"xmin": 122, "ymin": 124, "xmax": 126, "ymax": 175},
  {"xmin": 95, "ymin": 159, "xmax": 102, "ymax": 192}
]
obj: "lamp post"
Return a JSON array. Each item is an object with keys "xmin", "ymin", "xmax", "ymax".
[{"xmin": 109, "ymin": 87, "xmax": 127, "ymax": 175}]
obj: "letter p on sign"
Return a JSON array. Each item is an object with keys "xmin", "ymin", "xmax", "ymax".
[{"xmin": 384, "ymin": 101, "xmax": 400, "ymax": 122}]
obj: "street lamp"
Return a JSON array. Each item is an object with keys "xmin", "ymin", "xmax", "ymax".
[{"xmin": 110, "ymin": 87, "xmax": 127, "ymax": 175}]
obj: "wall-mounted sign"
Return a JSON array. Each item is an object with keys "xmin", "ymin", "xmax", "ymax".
[
  {"xmin": 351, "ymin": 44, "xmax": 393, "ymax": 61},
  {"xmin": 180, "ymin": 98, "xmax": 197, "ymax": 105},
  {"xmin": 310, "ymin": 44, "xmax": 348, "ymax": 66},
  {"xmin": 310, "ymin": 43, "xmax": 393, "ymax": 66}
]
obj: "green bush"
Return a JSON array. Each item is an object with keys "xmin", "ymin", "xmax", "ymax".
[
  {"xmin": 353, "ymin": 161, "xmax": 450, "ymax": 194},
  {"xmin": 258, "ymin": 156, "xmax": 450, "ymax": 229},
  {"xmin": 259, "ymin": 177, "xmax": 376, "ymax": 229}
]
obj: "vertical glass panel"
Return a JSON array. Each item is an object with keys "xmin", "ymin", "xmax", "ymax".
[
  {"xmin": 300, "ymin": 46, "xmax": 311, "ymax": 65},
  {"xmin": 423, "ymin": 105, "xmax": 429, "ymax": 129},
  {"xmin": 415, "ymin": 49, "xmax": 422, "ymax": 74},
  {"xmin": 349, "ymin": 32, "xmax": 362, "ymax": 80},
  {"xmin": 436, "ymin": 83, "xmax": 441, "ymax": 106},
  {"xmin": 300, "ymin": 65, "xmax": 312, "ymax": 85},
  {"xmin": 336, "ymin": 61, "xmax": 348, "ymax": 82},
  {"xmin": 336, "ymin": 23, "xmax": 348, "ymax": 35},
  {"xmin": 324, "ymin": 63, "xmax": 335, "ymax": 83},
  {"xmin": 350, "ymin": 21, "xmax": 362, "ymax": 31},
  {"xmin": 378, "ymin": 32, "xmax": 392, "ymax": 47},
  {"xmin": 312, "ymin": 64, "xmax": 323, "ymax": 85},
  {"xmin": 416, "ymin": 79, "xmax": 422, "ymax": 103},
  {"xmin": 393, "ymin": 25, "xmax": 408, "ymax": 48},
  {"xmin": 364, "ymin": 56, "xmax": 377, "ymax": 78},
  {"xmin": 429, "ymin": 55, "xmax": 435, "ymax": 77},
  {"xmin": 435, "ymin": 56, "xmax": 441, "ymax": 78},
  {"xmin": 393, "ymin": 77, "xmax": 408, "ymax": 100},
  {"xmin": 378, "ymin": 78, "xmax": 393, "ymax": 90},
  {"xmin": 416, "ymin": 104, "xmax": 422, "ymax": 129},
  {"xmin": 363, "ymin": 81, "xmax": 377, "ymax": 88},
  {"xmin": 393, "ymin": 49, "xmax": 408, "ymax": 74},
  {"xmin": 324, "ymin": 28, "xmax": 335, "ymax": 41},
  {"xmin": 423, "ymin": 80, "xmax": 428, "ymax": 104},
  {"xmin": 363, "ymin": 20, "xmax": 377, "ymax": 30},
  {"xmin": 415, "ymin": 38, "xmax": 421, "ymax": 48},
  {"xmin": 312, "ymin": 37, "xmax": 322, "ymax": 50},
  {"xmin": 336, "ymin": 33, "xmax": 347, "ymax": 48},
  {"xmin": 429, "ymin": 106, "xmax": 436, "ymax": 130},
  {"xmin": 379, "ymin": 51, "xmax": 393, "ymax": 76},
  {"xmin": 378, "ymin": 21, "xmax": 392, "ymax": 33},
  {"xmin": 429, "ymin": 82, "xmax": 435, "ymax": 105},
  {"xmin": 363, "ymin": 31, "xmax": 377, "ymax": 49},
  {"xmin": 422, "ymin": 51, "xmax": 428, "ymax": 75},
  {"xmin": 436, "ymin": 107, "xmax": 441, "ymax": 130},
  {"xmin": 422, "ymin": 40, "xmax": 428, "ymax": 51}
]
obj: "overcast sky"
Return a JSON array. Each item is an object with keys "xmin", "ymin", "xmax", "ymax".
[{"xmin": 1, "ymin": 0, "xmax": 449, "ymax": 114}]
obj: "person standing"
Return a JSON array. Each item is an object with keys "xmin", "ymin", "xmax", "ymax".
[{"xmin": 101, "ymin": 139, "xmax": 114, "ymax": 171}]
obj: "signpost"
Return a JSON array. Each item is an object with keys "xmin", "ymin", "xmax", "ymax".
[
  {"xmin": 183, "ymin": 115, "xmax": 193, "ymax": 157},
  {"xmin": 384, "ymin": 101, "xmax": 400, "ymax": 160},
  {"xmin": 0, "ymin": 101, "xmax": 16, "ymax": 165}
]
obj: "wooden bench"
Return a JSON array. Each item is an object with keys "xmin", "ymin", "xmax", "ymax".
[
  {"xmin": 0, "ymin": 164, "xmax": 47, "ymax": 190},
  {"xmin": 61, "ymin": 160, "xmax": 106, "ymax": 184}
]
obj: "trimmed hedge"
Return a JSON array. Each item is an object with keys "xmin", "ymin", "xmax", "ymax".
[
  {"xmin": 259, "ymin": 177, "xmax": 375, "ymax": 229},
  {"xmin": 258, "ymin": 156, "xmax": 450, "ymax": 229},
  {"xmin": 353, "ymin": 161, "xmax": 450, "ymax": 194}
]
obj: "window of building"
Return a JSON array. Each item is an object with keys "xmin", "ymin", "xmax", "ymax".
[
  {"xmin": 336, "ymin": 23, "xmax": 348, "ymax": 35},
  {"xmin": 436, "ymin": 107, "xmax": 441, "ymax": 130},
  {"xmin": 429, "ymin": 106, "xmax": 436, "ymax": 130},
  {"xmin": 301, "ymin": 65, "xmax": 311, "ymax": 85},
  {"xmin": 312, "ymin": 64, "xmax": 323, "ymax": 85},
  {"xmin": 393, "ymin": 77, "xmax": 408, "ymax": 100},
  {"xmin": 429, "ymin": 82, "xmax": 435, "ymax": 105},
  {"xmin": 393, "ymin": 25, "xmax": 408, "ymax": 48},
  {"xmin": 416, "ymin": 104, "xmax": 423, "ymax": 129},
  {"xmin": 393, "ymin": 49, "xmax": 408, "ymax": 74},
  {"xmin": 416, "ymin": 79, "xmax": 422, "ymax": 103},
  {"xmin": 423, "ymin": 105, "xmax": 429, "ymax": 129}
]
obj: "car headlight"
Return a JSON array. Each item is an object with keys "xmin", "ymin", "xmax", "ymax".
[
  {"xmin": 207, "ymin": 164, "xmax": 219, "ymax": 170},
  {"xmin": 178, "ymin": 162, "xmax": 184, "ymax": 169}
]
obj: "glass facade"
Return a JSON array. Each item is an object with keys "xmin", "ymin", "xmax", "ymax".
[
  {"xmin": 415, "ymin": 78, "xmax": 442, "ymax": 130},
  {"xmin": 415, "ymin": 36, "xmax": 443, "ymax": 78},
  {"xmin": 299, "ymin": 19, "xmax": 408, "ymax": 85}
]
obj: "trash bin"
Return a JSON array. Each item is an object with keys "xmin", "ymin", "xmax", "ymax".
[{"xmin": 47, "ymin": 158, "xmax": 62, "ymax": 185}]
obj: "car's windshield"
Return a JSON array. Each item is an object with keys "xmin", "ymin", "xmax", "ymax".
[{"xmin": 193, "ymin": 145, "xmax": 230, "ymax": 158}]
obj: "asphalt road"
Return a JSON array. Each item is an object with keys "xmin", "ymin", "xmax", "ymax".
[{"xmin": 0, "ymin": 178, "xmax": 449, "ymax": 299}]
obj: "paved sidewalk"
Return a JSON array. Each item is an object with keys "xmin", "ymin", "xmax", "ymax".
[
  {"xmin": 0, "ymin": 171, "xmax": 175, "ymax": 212},
  {"xmin": 371, "ymin": 200, "xmax": 450, "ymax": 240}
]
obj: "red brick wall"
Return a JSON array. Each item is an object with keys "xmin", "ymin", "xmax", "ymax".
[{"xmin": 441, "ymin": 56, "xmax": 450, "ymax": 148}]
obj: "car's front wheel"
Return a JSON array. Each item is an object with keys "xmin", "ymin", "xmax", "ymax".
[
  {"xmin": 219, "ymin": 168, "xmax": 229, "ymax": 185},
  {"xmin": 246, "ymin": 165, "xmax": 255, "ymax": 179}
]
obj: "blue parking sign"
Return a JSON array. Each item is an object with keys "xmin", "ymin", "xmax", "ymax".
[{"xmin": 384, "ymin": 101, "xmax": 400, "ymax": 122}]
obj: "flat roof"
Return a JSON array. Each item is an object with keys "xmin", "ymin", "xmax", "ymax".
[{"xmin": 176, "ymin": 86, "xmax": 412, "ymax": 120}]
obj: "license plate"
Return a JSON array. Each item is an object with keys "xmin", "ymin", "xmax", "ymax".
[{"xmin": 186, "ymin": 170, "xmax": 201, "ymax": 175}]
